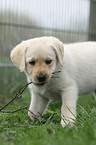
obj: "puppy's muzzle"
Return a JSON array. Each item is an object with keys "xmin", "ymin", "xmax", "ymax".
[{"xmin": 36, "ymin": 74, "xmax": 47, "ymax": 85}]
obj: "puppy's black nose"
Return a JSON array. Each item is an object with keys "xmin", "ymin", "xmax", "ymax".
[{"xmin": 37, "ymin": 74, "xmax": 46, "ymax": 82}]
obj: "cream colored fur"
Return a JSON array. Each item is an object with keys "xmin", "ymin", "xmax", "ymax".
[{"xmin": 11, "ymin": 36, "xmax": 96, "ymax": 127}]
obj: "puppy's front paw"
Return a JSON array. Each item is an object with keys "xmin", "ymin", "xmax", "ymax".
[
  {"xmin": 61, "ymin": 118, "xmax": 75, "ymax": 128},
  {"xmin": 28, "ymin": 111, "xmax": 34, "ymax": 121},
  {"xmin": 61, "ymin": 119, "xmax": 67, "ymax": 127},
  {"xmin": 28, "ymin": 110, "xmax": 40, "ymax": 121}
]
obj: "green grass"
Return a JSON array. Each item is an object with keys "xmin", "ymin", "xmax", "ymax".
[{"xmin": 0, "ymin": 68, "xmax": 96, "ymax": 145}]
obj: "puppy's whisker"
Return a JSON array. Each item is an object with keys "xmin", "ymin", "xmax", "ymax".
[
  {"xmin": 52, "ymin": 75, "xmax": 59, "ymax": 78},
  {"xmin": 51, "ymin": 76, "xmax": 60, "ymax": 78},
  {"xmin": 52, "ymin": 71, "xmax": 61, "ymax": 74},
  {"xmin": 52, "ymin": 74, "xmax": 59, "ymax": 77}
]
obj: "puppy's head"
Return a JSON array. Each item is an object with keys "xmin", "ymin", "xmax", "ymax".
[{"xmin": 11, "ymin": 37, "xmax": 64, "ymax": 86}]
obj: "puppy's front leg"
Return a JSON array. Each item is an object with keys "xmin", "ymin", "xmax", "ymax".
[
  {"xmin": 61, "ymin": 86, "xmax": 78, "ymax": 127},
  {"xmin": 28, "ymin": 93, "xmax": 49, "ymax": 120}
]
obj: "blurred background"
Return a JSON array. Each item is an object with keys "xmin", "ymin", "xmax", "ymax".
[{"xmin": 0, "ymin": 0, "xmax": 96, "ymax": 104}]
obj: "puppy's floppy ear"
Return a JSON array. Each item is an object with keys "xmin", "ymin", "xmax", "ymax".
[
  {"xmin": 10, "ymin": 41, "xmax": 28, "ymax": 72},
  {"xmin": 50, "ymin": 37, "xmax": 64, "ymax": 66}
]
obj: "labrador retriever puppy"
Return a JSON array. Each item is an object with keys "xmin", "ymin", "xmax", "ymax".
[{"xmin": 10, "ymin": 36, "xmax": 96, "ymax": 127}]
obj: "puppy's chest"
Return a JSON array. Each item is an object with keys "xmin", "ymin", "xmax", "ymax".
[
  {"xmin": 46, "ymin": 88, "xmax": 61, "ymax": 101},
  {"xmin": 40, "ymin": 81, "xmax": 61, "ymax": 101}
]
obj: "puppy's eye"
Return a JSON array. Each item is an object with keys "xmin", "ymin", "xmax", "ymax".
[
  {"xmin": 45, "ymin": 59, "xmax": 52, "ymax": 65},
  {"xmin": 29, "ymin": 60, "xmax": 35, "ymax": 65}
]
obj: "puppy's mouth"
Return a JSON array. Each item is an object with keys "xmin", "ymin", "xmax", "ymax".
[
  {"xmin": 34, "ymin": 81, "xmax": 48, "ymax": 87},
  {"xmin": 36, "ymin": 82, "xmax": 47, "ymax": 86},
  {"xmin": 33, "ymin": 74, "xmax": 50, "ymax": 87}
]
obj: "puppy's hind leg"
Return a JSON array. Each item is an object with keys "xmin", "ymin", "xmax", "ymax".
[{"xmin": 93, "ymin": 90, "xmax": 96, "ymax": 99}]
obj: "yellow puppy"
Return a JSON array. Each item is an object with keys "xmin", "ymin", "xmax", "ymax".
[{"xmin": 11, "ymin": 37, "xmax": 96, "ymax": 127}]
